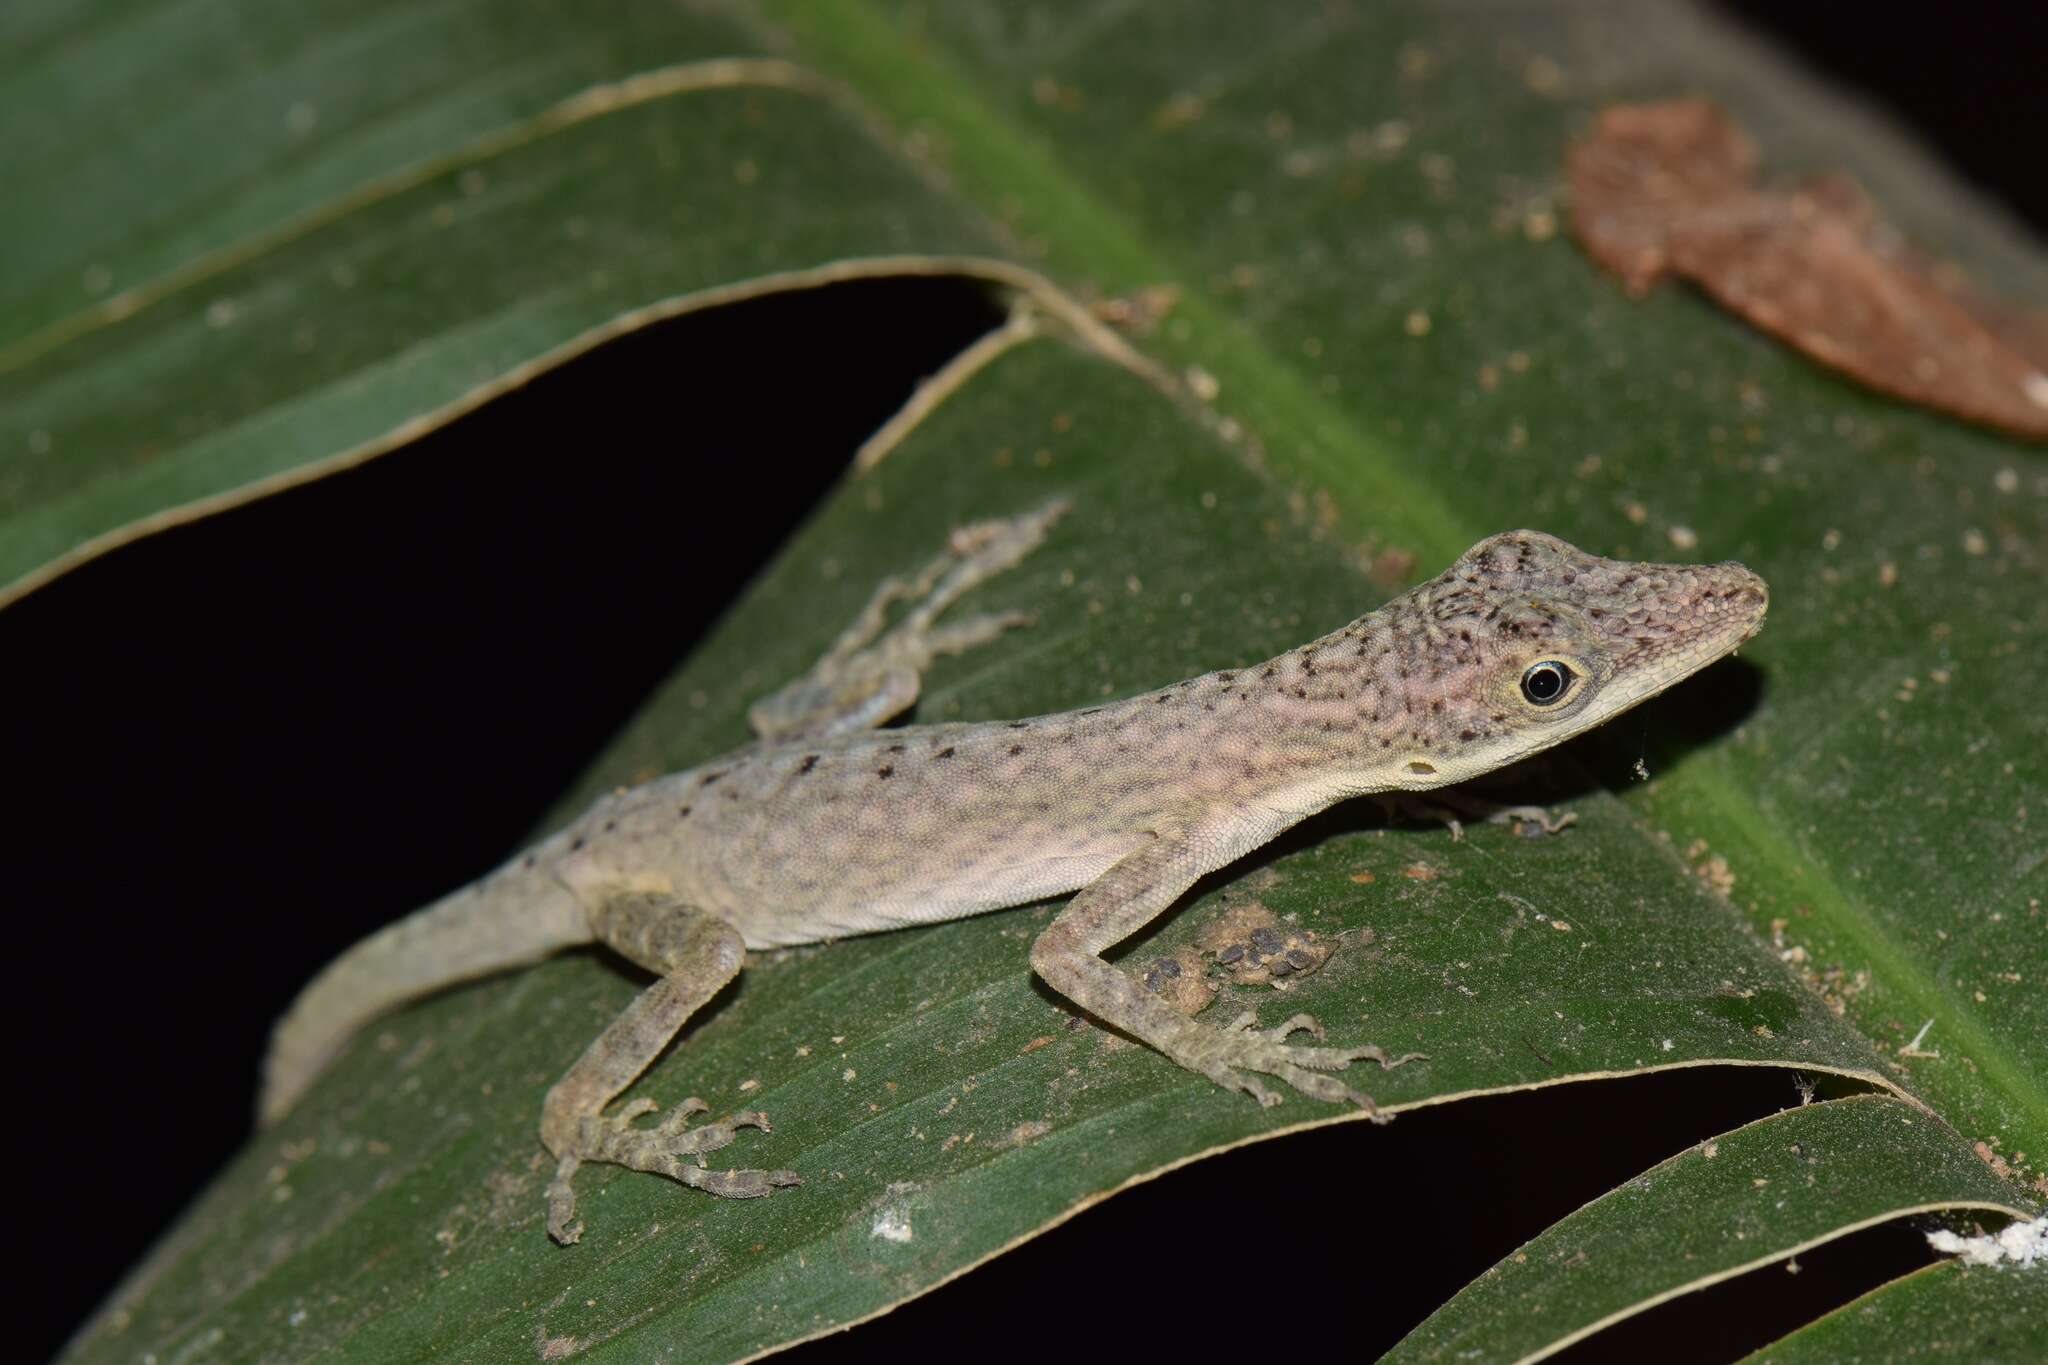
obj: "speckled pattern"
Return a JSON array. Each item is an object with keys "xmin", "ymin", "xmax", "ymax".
[
  {"xmin": 558, "ymin": 529, "xmax": 1768, "ymax": 948},
  {"xmin": 261, "ymin": 516, "xmax": 1767, "ymax": 1243}
]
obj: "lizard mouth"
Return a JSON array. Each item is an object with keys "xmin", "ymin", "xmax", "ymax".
[{"xmin": 1604, "ymin": 562, "xmax": 1768, "ymax": 711}]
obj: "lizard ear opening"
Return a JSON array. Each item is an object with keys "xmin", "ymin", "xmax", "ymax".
[{"xmin": 1406, "ymin": 760, "xmax": 1437, "ymax": 776}]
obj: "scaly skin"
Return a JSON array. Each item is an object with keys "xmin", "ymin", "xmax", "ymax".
[{"xmin": 262, "ymin": 503, "xmax": 1768, "ymax": 1243}]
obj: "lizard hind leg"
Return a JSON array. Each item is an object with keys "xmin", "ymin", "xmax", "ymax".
[
  {"xmin": 746, "ymin": 497, "xmax": 1071, "ymax": 744},
  {"xmin": 540, "ymin": 893, "xmax": 799, "ymax": 1245}
]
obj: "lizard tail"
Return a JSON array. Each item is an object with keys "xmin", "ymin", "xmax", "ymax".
[{"xmin": 258, "ymin": 851, "xmax": 591, "ymax": 1125}]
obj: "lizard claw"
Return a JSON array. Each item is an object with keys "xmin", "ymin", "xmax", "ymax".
[
  {"xmin": 1204, "ymin": 1011, "xmax": 1427, "ymax": 1114},
  {"xmin": 546, "ymin": 1098, "xmax": 802, "ymax": 1244},
  {"xmin": 649, "ymin": 1097, "xmax": 713, "ymax": 1133}
]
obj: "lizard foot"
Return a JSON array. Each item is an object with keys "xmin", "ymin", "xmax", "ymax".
[
  {"xmin": 1482, "ymin": 804, "xmax": 1578, "ymax": 838},
  {"xmin": 1374, "ymin": 792, "xmax": 1577, "ymax": 841},
  {"xmin": 1200, "ymin": 1011, "xmax": 1426, "ymax": 1117},
  {"xmin": 546, "ymin": 1097, "xmax": 802, "ymax": 1245}
]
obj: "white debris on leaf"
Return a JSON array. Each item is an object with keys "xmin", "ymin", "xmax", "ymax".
[
  {"xmin": 1926, "ymin": 1214, "xmax": 2045, "ymax": 1268},
  {"xmin": 870, "ymin": 1181, "xmax": 922, "ymax": 1244}
]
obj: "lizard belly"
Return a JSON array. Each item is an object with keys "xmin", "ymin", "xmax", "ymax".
[
  {"xmin": 591, "ymin": 711, "xmax": 1193, "ymax": 950},
  {"xmin": 720, "ymin": 836, "xmax": 1136, "ymax": 948}
]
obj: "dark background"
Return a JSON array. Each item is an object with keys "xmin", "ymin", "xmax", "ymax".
[{"xmin": 14, "ymin": 8, "xmax": 2043, "ymax": 1360}]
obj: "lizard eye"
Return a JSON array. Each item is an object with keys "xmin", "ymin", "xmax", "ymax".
[{"xmin": 1520, "ymin": 660, "xmax": 1576, "ymax": 706}]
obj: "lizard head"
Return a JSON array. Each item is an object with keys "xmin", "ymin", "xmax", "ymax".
[{"xmin": 1365, "ymin": 529, "xmax": 1768, "ymax": 788}]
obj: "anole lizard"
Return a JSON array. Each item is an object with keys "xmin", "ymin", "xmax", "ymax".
[{"xmin": 261, "ymin": 501, "xmax": 1767, "ymax": 1244}]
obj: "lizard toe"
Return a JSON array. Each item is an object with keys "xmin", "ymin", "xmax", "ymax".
[
  {"xmin": 692, "ymin": 1167, "xmax": 804, "ymax": 1199},
  {"xmin": 1275, "ymin": 1064, "xmax": 1376, "ymax": 1110},
  {"xmin": 1257, "ymin": 1011, "xmax": 1327, "ymax": 1043}
]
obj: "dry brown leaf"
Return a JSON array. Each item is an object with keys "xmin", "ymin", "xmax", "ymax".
[{"xmin": 1569, "ymin": 99, "xmax": 2048, "ymax": 439}]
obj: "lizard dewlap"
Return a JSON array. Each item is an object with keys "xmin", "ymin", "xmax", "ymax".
[{"xmin": 261, "ymin": 504, "xmax": 1766, "ymax": 1244}]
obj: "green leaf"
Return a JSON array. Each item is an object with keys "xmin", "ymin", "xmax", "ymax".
[
  {"xmin": 0, "ymin": 9, "xmax": 1004, "ymax": 603},
  {"xmin": 1387, "ymin": 1095, "xmax": 2036, "ymax": 1361},
  {"xmin": 1746, "ymin": 1257, "xmax": 2048, "ymax": 1363},
  {"xmin": 25, "ymin": 1, "xmax": 2045, "ymax": 1360}
]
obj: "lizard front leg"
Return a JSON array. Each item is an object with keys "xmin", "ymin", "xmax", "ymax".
[
  {"xmin": 746, "ymin": 497, "xmax": 1069, "ymax": 743},
  {"xmin": 1030, "ymin": 831, "xmax": 1424, "ymax": 1111},
  {"xmin": 541, "ymin": 893, "xmax": 799, "ymax": 1245}
]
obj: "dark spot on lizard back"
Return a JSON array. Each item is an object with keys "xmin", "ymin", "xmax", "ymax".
[
  {"xmin": 876, "ymin": 765, "xmax": 895, "ymax": 779},
  {"xmin": 887, "ymin": 743, "xmax": 906, "ymax": 753},
  {"xmin": 1008, "ymin": 720, "xmax": 1031, "ymax": 729},
  {"xmin": 936, "ymin": 746, "xmax": 956, "ymax": 759},
  {"xmin": 797, "ymin": 755, "xmax": 819, "ymax": 775},
  {"xmin": 1008, "ymin": 744, "xmax": 1024, "ymax": 756},
  {"xmin": 570, "ymin": 836, "xmax": 587, "ymax": 851},
  {"xmin": 677, "ymin": 805, "xmax": 692, "ymax": 819},
  {"xmin": 699, "ymin": 770, "xmax": 726, "ymax": 786}
]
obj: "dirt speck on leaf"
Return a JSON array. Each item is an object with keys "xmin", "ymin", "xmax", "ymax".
[
  {"xmin": 1142, "ymin": 945, "xmax": 1216, "ymax": 1015},
  {"xmin": 999, "ymin": 1119, "xmax": 1054, "ymax": 1149}
]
